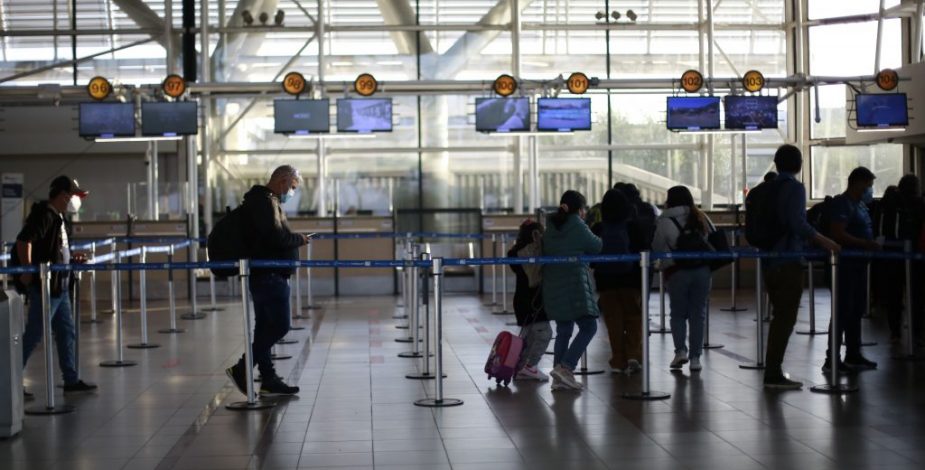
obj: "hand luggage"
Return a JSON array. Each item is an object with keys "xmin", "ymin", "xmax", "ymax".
[{"xmin": 484, "ymin": 331, "xmax": 524, "ymax": 386}]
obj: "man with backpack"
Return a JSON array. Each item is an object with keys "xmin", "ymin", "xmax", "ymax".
[
  {"xmin": 225, "ymin": 165, "xmax": 310, "ymax": 396},
  {"xmin": 746, "ymin": 145, "xmax": 839, "ymax": 390}
]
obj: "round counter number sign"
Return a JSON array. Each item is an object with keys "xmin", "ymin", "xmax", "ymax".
[
  {"xmin": 354, "ymin": 73, "xmax": 378, "ymax": 97},
  {"xmin": 282, "ymin": 72, "xmax": 307, "ymax": 96},
  {"xmin": 742, "ymin": 70, "xmax": 765, "ymax": 93},
  {"xmin": 162, "ymin": 74, "xmax": 186, "ymax": 98},
  {"xmin": 680, "ymin": 70, "xmax": 703, "ymax": 93},
  {"xmin": 876, "ymin": 69, "xmax": 898, "ymax": 91},
  {"xmin": 87, "ymin": 76, "xmax": 112, "ymax": 101},
  {"xmin": 567, "ymin": 72, "xmax": 590, "ymax": 95},
  {"xmin": 493, "ymin": 74, "xmax": 517, "ymax": 97}
]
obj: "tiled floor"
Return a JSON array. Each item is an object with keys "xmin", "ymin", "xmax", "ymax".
[{"xmin": 3, "ymin": 287, "xmax": 925, "ymax": 470}]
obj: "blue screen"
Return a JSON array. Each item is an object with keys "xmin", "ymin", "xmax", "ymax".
[
  {"xmin": 336, "ymin": 99, "xmax": 393, "ymax": 133},
  {"xmin": 537, "ymin": 98, "xmax": 591, "ymax": 132},
  {"xmin": 475, "ymin": 97, "xmax": 530, "ymax": 132},
  {"xmin": 856, "ymin": 94, "xmax": 908, "ymax": 128},
  {"xmin": 666, "ymin": 97, "xmax": 721, "ymax": 130},
  {"xmin": 274, "ymin": 99, "xmax": 330, "ymax": 134},
  {"xmin": 723, "ymin": 96, "xmax": 779, "ymax": 130},
  {"xmin": 141, "ymin": 102, "xmax": 198, "ymax": 136},
  {"xmin": 79, "ymin": 102, "xmax": 135, "ymax": 137}
]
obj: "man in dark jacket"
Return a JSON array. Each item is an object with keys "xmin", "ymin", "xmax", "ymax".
[
  {"xmin": 16, "ymin": 176, "xmax": 96, "ymax": 393},
  {"xmin": 226, "ymin": 165, "xmax": 310, "ymax": 396}
]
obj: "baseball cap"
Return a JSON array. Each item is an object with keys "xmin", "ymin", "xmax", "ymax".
[{"xmin": 50, "ymin": 175, "xmax": 88, "ymax": 198}]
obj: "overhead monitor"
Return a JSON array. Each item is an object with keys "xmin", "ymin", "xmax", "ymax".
[
  {"xmin": 723, "ymin": 95, "xmax": 779, "ymax": 130},
  {"xmin": 336, "ymin": 98, "xmax": 393, "ymax": 133},
  {"xmin": 141, "ymin": 101, "xmax": 199, "ymax": 136},
  {"xmin": 274, "ymin": 99, "xmax": 330, "ymax": 135},
  {"xmin": 475, "ymin": 97, "xmax": 530, "ymax": 133},
  {"xmin": 78, "ymin": 102, "xmax": 135, "ymax": 138},
  {"xmin": 666, "ymin": 96, "xmax": 721, "ymax": 131},
  {"xmin": 537, "ymin": 98, "xmax": 592, "ymax": 132},
  {"xmin": 855, "ymin": 93, "xmax": 908, "ymax": 128}
]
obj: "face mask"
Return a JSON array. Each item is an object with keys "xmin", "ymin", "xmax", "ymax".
[
  {"xmin": 66, "ymin": 195, "xmax": 82, "ymax": 213},
  {"xmin": 861, "ymin": 187, "xmax": 874, "ymax": 204},
  {"xmin": 280, "ymin": 188, "xmax": 295, "ymax": 204}
]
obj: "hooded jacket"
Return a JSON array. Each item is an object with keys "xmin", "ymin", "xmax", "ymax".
[
  {"xmin": 541, "ymin": 213, "xmax": 603, "ymax": 321},
  {"xmin": 242, "ymin": 185, "xmax": 304, "ymax": 276}
]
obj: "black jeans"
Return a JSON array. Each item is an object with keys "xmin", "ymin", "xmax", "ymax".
[
  {"xmin": 240, "ymin": 272, "xmax": 291, "ymax": 378},
  {"xmin": 827, "ymin": 260, "xmax": 866, "ymax": 359},
  {"xmin": 764, "ymin": 262, "xmax": 803, "ymax": 378}
]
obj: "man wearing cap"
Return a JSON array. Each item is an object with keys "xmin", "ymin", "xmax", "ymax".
[{"xmin": 15, "ymin": 176, "xmax": 97, "ymax": 393}]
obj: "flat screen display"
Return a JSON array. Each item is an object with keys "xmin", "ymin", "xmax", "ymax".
[
  {"xmin": 274, "ymin": 99, "xmax": 330, "ymax": 134},
  {"xmin": 723, "ymin": 95, "xmax": 779, "ymax": 130},
  {"xmin": 856, "ymin": 93, "xmax": 908, "ymax": 128},
  {"xmin": 537, "ymin": 98, "xmax": 592, "ymax": 132},
  {"xmin": 141, "ymin": 102, "xmax": 198, "ymax": 136},
  {"xmin": 79, "ymin": 102, "xmax": 135, "ymax": 138},
  {"xmin": 666, "ymin": 96, "xmax": 721, "ymax": 131},
  {"xmin": 336, "ymin": 99, "xmax": 393, "ymax": 133},
  {"xmin": 475, "ymin": 97, "xmax": 530, "ymax": 132}
]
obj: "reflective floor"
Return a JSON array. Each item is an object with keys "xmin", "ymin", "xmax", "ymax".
[{"xmin": 4, "ymin": 288, "xmax": 925, "ymax": 470}]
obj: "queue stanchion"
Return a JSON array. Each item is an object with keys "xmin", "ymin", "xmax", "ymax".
[
  {"xmin": 202, "ymin": 251, "xmax": 223, "ymax": 313},
  {"xmin": 303, "ymin": 242, "xmax": 320, "ymax": 311},
  {"xmin": 71, "ymin": 271, "xmax": 81, "ymax": 377},
  {"xmin": 652, "ymin": 269, "xmax": 670, "ymax": 334},
  {"xmin": 158, "ymin": 245, "xmax": 185, "ymax": 334},
  {"xmin": 1, "ymin": 243, "xmax": 8, "ymax": 291},
  {"xmin": 83, "ymin": 242, "xmax": 103, "ymax": 324},
  {"xmin": 811, "ymin": 252, "xmax": 859, "ymax": 394},
  {"xmin": 25, "ymin": 263, "xmax": 75, "ymax": 415},
  {"xmin": 180, "ymin": 239, "xmax": 206, "ymax": 320},
  {"xmin": 399, "ymin": 245, "xmax": 424, "ymax": 356},
  {"xmin": 407, "ymin": 252, "xmax": 443, "ymax": 379},
  {"xmin": 798, "ymin": 260, "xmax": 826, "ymax": 335},
  {"xmin": 277, "ymin": 278, "xmax": 302, "ymax": 344},
  {"xmin": 739, "ymin": 255, "xmax": 766, "ymax": 370},
  {"xmin": 860, "ymin": 260, "xmax": 877, "ymax": 346},
  {"xmin": 703, "ymin": 296, "xmax": 724, "ymax": 350},
  {"xmin": 895, "ymin": 241, "xmax": 917, "ymax": 360},
  {"xmin": 495, "ymin": 234, "xmax": 514, "ymax": 318},
  {"xmin": 624, "ymin": 252, "xmax": 670, "ymax": 401},
  {"xmin": 128, "ymin": 247, "xmax": 159, "ymax": 349},
  {"xmin": 415, "ymin": 257, "xmax": 463, "ymax": 408},
  {"xmin": 574, "ymin": 351, "xmax": 605, "ymax": 376},
  {"xmin": 227, "ymin": 259, "xmax": 276, "ymax": 410},
  {"xmin": 396, "ymin": 243, "xmax": 415, "ymax": 338},
  {"xmin": 291, "ymin": 255, "xmax": 309, "ymax": 321},
  {"xmin": 394, "ymin": 266, "xmax": 406, "ymax": 315},
  {"xmin": 486, "ymin": 234, "xmax": 498, "ymax": 308},
  {"xmin": 394, "ymin": 238, "xmax": 410, "ymax": 321},
  {"xmin": 721, "ymin": 230, "xmax": 747, "ymax": 312},
  {"xmin": 100, "ymin": 253, "xmax": 137, "ymax": 368}
]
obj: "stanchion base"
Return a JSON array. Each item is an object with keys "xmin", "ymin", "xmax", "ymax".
[
  {"xmin": 277, "ymin": 339, "xmax": 298, "ymax": 345},
  {"xmin": 226, "ymin": 400, "xmax": 276, "ymax": 411},
  {"xmin": 270, "ymin": 354, "xmax": 292, "ymax": 361},
  {"xmin": 302, "ymin": 305, "xmax": 321, "ymax": 310},
  {"xmin": 720, "ymin": 307, "xmax": 747, "ymax": 312},
  {"xmin": 100, "ymin": 360, "xmax": 137, "ymax": 368},
  {"xmin": 158, "ymin": 328, "xmax": 185, "ymax": 334},
  {"xmin": 544, "ymin": 350, "xmax": 554, "ymax": 355},
  {"xmin": 797, "ymin": 329, "xmax": 827, "ymax": 335},
  {"xmin": 405, "ymin": 372, "xmax": 446, "ymax": 380},
  {"xmin": 127, "ymin": 343, "xmax": 160, "ymax": 349},
  {"xmin": 810, "ymin": 383, "xmax": 859, "ymax": 394},
  {"xmin": 651, "ymin": 328, "xmax": 672, "ymax": 334},
  {"xmin": 505, "ymin": 321, "xmax": 519, "ymax": 326},
  {"xmin": 484, "ymin": 302, "xmax": 498, "ymax": 308},
  {"xmin": 392, "ymin": 314, "xmax": 408, "ymax": 320},
  {"xmin": 860, "ymin": 341, "xmax": 878, "ymax": 347},
  {"xmin": 573, "ymin": 368, "xmax": 605, "ymax": 376},
  {"xmin": 81, "ymin": 318, "xmax": 104, "ymax": 324},
  {"xmin": 396, "ymin": 324, "xmax": 410, "ymax": 330},
  {"xmin": 739, "ymin": 363, "xmax": 766, "ymax": 370},
  {"xmin": 397, "ymin": 351, "xmax": 425, "ymax": 358},
  {"xmin": 414, "ymin": 397, "xmax": 464, "ymax": 408},
  {"xmin": 292, "ymin": 314, "xmax": 311, "ymax": 320},
  {"xmin": 202, "ymin": 307, "xmax": 225, "ymax": 312},
  {"xmin": 180, "ymin": 312, "xmax": 207, "ymax": 320},
  {"xmin": 492, "ymin": 310, "xmax": 513, "ymax": 315},
  {"xmin": 289, "ymin": 325, "xmax": 306, "ymax": 331},
  {"xmin": 703, "ymin": 343, "xmax": 725, "ymax": 350},
  {"xmin": 24, "ymin": 404, "xmax": 76, "ymax": 415},
  {"xmin": 622, "ymin": 390, "xmax": 671, "ymax": 401}
]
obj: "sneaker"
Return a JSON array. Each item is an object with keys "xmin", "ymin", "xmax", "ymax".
[
  {"xmin": 516, "ymin": 365, "xmax": 550, "ymax": 382},
  {"xmin": 625, "ymin": 359, "xmax": 642, "ymax": 376},
  {"xmin": 821, "ymin": 358, "xmax": 854, "ymax": 375},
  {"xmin": 551, "ymin": 376, "xmax": 570, "ymax": 391},
  {"xmin": 225, "ymin": 364, "xmax": 247, "ymax": 395},
  {"xmin": 689, "ymin": 357, "xmax": 702, "ymax": 372},
  {"xmin": 670, "ymin": 352, "xmax": 689, "ymax": 370},
  {"xmin": 63, "ymin": 380, "xmax": 98, "ymax": 393},
  {"xmin": 763, "ymin": 374, "xmax": 803, "ymax": 390},
  {"xmin": 260, "ymin": 376, "xmax": 300, "ymax": 396},
  {"xmin": 844, "ymin": 355, "xmax": 878, "ymax": 370},
  {"xmin": 23, "ymin": 388, "xmax": 34, "ymax": 400},
  {"xmin": 549, "ymin": 365, "xmax": 583, "ymax": 390}
]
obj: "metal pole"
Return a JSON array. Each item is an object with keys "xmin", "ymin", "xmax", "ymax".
[
  {"xmin": 129, "ymin": 246, "xmax": 159, "ymax": 348},
  {"xmin": 1, "ymin": 244, "xmax": 7, "ymax": 291},
  {"xmin": 84, "ymin": 242, "xmax": 102, "ymax": 324},
  {"xmin": 71, "ymin": 271, "xmax": 80, "ymax": 377},
  {"xmin": 496, "ymin": 233, "xmax": 512, "ymax": 315},
  {"xmin": 400, "ymin": 245, "xmax": 423, "ymax": 357},
  {"xmin": 874, "ymin": 0, "xmax": 886, "ymax": 72},
  {"xmin": 654, "ymin": 269, "xmax": 670, "ymax": 333},
  {"xmin": 897, "ymin": 241, "xmax": 916, "ymax": 359},
  {"xmin": 721, "ymin": 231, "xmax": 746, "ymax": 312},
  {"xmin": 396, "ymin": 241, "xmax": 413, "ymax": 336},
  {"xmin": 181, "ymin": 239, "xmax": 206, "ymax": 320},
  {"xmin": 860, "ymin": 260, "xmax": 877, "ymax": 346},
  {"xmin": 227, "ymin": 259, "xmax": 275, "ymax": 410},
  {"xmin": 740, "ymin": 257, "xmax": 765, "ymax": 369},
  {"xmin": 624, "ymin": 252, "xmax": 670, "ymax": 400},
  {"xmin": 798, "ymin": 260, "xmax": 824, "ymax": 335},
  {"xmin": 25, "ymin": 263, "xmax": 75, "ymax": 415},
  {"xmin": 487, "ymin": 234, "xmax": 498, "ymax": 307},
  {"xmin": 100, "ymin": 253, "xmax": 136, "ymax": 367},
  {"xmin": 407, "ymin": 252, "xmax": 440, "ymax": 379},
  {"xmin": 159, "ymin": 246, "xmax": 184, "ymax": 333},
  {"xmin": 304, "ymin": 242, "xmax": 318, "ymax": 310},
  {"xmin": 811, "ymin": 252, "xmax": 858, "ymax": 393},
  {"xmin": 703, "ymin": 295, "xmax": 723, "ymax": 349},
  {"xmin": 286, "ymin": 275, "xmax": 305, "ymax": 333},
  {"xmin": 415, "ymin": 257, "xmax": 463, "ymax": 407},
  {"xmin": 292, "ymin": 250, "xmax": 309, "ymax": 319}
]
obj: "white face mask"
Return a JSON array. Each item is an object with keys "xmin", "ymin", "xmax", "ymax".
[{"xmin": 66, "ymin": 195, "xmax": 82, "ymax": 213}]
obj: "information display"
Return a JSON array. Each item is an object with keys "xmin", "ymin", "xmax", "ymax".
[
  {"xmin": 141, "ymin": 102, "xmax": 198, "ymax": 136},
  {"xmin": 475, "ymin": 97, "xmax": 530, "ymax": 133},
  {"xmin": 666, "ymin": 96, "xmax": 720, "ymax": 131},
  {"xmin": 537, "ymin": 98, "xmax": 591, "ymax": 132},
  {"xmin": 855, "ymin": 93, "xmax": 908, "ymax": 128},
  {"xmin": 336, "ymin": 98, "xmax": 393, "ymax": 133},
  {"xmin": 723, "ymin": 95, "xmax": 778, "ymax": 130},
  {"xmin": 79, "ymin": 102, "xmax": 135, "ymax": 138},
  {"xmin": 274, "ymin": 99, "xmax": 330, "ymax": 134}
]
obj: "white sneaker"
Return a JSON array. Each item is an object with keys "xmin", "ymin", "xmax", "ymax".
[
  {"xmin": 670, "ymin": 352, "xmax": 689, "ymax": 369},
  {"xmin": 689, "ymin": 357, "xmax": 702, "ymax": 371},
  {"xmin": 625, "ymin": 359, "xmax": 642, "ymax": 376},
  {"xmin": 551, "ymin": 376, "xmax": 570, "ymax": 391},
  {"xmin": 550, "ymin": 365, "xmax": 583, "ymax": 390},
  {"xmin": 516, "ymin": 365, "xmax": 550, "ymax": 382}
]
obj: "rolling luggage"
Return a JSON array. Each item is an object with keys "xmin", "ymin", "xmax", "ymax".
[{"xmin": 484, "ymin": 331, "xmax": 523, "ymax": 386}]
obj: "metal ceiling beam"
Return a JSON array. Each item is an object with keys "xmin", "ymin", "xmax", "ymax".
[
  {"xmin": 110, "ymin": 0, "xmax": 173, "ymax": 50},
  {"xmin": 374, "ymin": 0, "xmax": 434, "ymax": 55},
  {"xmin": 214, "ymin": 0, "xmax": 280, "ymax": 79}
]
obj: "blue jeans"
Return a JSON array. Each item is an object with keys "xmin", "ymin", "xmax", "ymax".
[
  {"xmin": 668, "ymin": 266, "xmax": 711, "ymax": 359},
  {"xmin": 23, "ymin": 284, "xmax": 79, "ymax": 384},
  {"xmin": 241, "ymin": 273, "xmax": 292, "ymax": 378},
  {"xmin": 553, "ymin": 316, "xmax": 598, "ymax": 371}
]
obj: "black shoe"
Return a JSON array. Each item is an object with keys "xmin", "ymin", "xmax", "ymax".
[
  {"xmin": 821, "ymin": 358, "xmax": 855, "ymax": 374},
  {"xmin": 259, "ymin": 376, "xmax": 299, "ymax": 396},
  {"xmin": 225, "ymin": 364, "xmax": 247, "ymax": 395},
  {"xmin": 764, "ymin": 374, "xmax": 803, "ymax": 390},
  {"xmin": 63, "ymin": 380, "xmax": 98, "ymax": 393},
  {"xmin": 23, "ymin": 388, "xmax": 34, "ymax": 400},
  {"xmin": 844, "ymin": 355, "xmax": 878, "ymax": 370}
]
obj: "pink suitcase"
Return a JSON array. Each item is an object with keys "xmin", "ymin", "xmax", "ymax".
[{"xmin": 484, "ymin": 331, "xmax": 524, "ymax": 386}]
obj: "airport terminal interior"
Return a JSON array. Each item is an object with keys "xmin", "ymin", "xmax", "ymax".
[{"xmin": 1, "ymin": 0, "xmax": 925, "ymax": 469}]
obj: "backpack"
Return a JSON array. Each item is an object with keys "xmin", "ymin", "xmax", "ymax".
[
  {"xmin": 206, "ymin": 206, "xmax": 249, "ymax": 278},
  {"xmin": 807, "ymin": 196, "xmax": 834, "ymax": 237},
  {"xmin": 669, "ymin": 217, "xmax": 714, "ymax": 269},
  {"xmin": 594, "ymin": 222, "xmax": 632, "ymax": 276},
  {"xmin": 745, "ymin": 179, "xmax": 787, "ymax": 250}
]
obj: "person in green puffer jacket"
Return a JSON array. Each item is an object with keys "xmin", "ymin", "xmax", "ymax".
[{"xmin": 542, "ymin": 190, "xmax": 603, "ymax": 392}]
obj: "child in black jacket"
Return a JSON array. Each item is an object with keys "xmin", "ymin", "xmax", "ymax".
[{"xmin": 507, "ymin": 220, "xmax": 552, "ymax": 381}]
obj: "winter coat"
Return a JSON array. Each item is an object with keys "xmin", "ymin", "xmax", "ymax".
[
  {"xmin": 541, "ymin": 213, "xmax": 603, "ymax": 321},
  {"xmin": 241, "ymin": 185, "xmax": 304, "ymax": 276}
]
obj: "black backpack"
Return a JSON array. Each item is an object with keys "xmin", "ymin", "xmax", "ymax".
[
  {"xmin": 207, "ymin": 206, "xmax": 249, "ymax": 278},
  {"xmin": 744, "ymin": 179, "xmax": 787, "ymax": 250},
  {"xmin": 807, "ymin": 196, "xmax": 834, "ymax": 237},
  {"xmin": 669, "ymin": 217, "xmax": 714, "ymax": 269}
]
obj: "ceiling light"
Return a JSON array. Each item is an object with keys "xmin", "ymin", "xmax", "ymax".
[
  {"xmin": 595, "ymin": 11, "xmax": 606, "ymax": 20},
  {"xmin": 611, "ymin": 11, "xmax": 621, "ymax": 21},
  {"xmin": 259, "ymin": 12, "xmax": 269, "ymax": 26}
]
